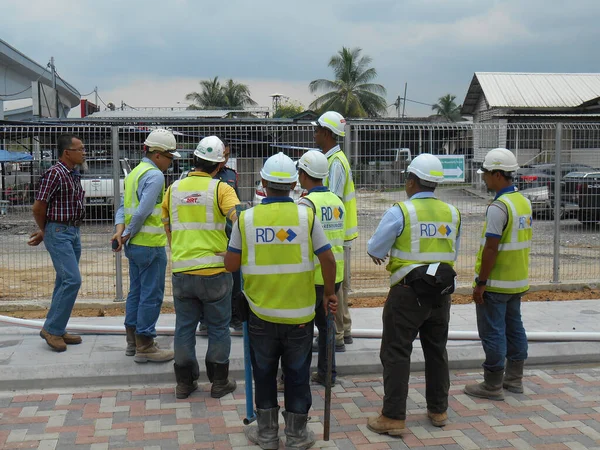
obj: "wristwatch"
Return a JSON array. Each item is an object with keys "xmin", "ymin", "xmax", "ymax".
[{"xmin": 475, "ymin": 277, "xmax": 487, "ymax": 287}]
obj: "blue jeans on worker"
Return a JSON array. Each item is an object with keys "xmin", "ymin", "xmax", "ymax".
[
  {"xmin": 43, "ymin": 223, "xmax": 82, "ymax": 336},
  {"xmin": 248, "ymin": 310, "xmax": 313, "ymax": 414},
  {"xmin": 173, "ymin": 272, "xmax": 232, "ymax": 367},
  {"xmin": 314, "ymin": 283, "xmax": 341, "ymax": 382},
  {"xmin": 476, "ymin": 291, "xmax": 528, "ymax": 372},
  {"xmin": 124, "ymin": 244, "xmax": 167, "ymax": 337}
]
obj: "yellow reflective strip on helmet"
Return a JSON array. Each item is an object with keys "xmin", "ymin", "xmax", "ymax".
[
  {"xmin": 430, "ymin": 170, "xmax": 443, "ymax": 176},
  {"xmin": 270, "ymin": 171, "xmax": 291, "ymax": 177},
  {"xmin": 322, "ymin": 117, "xmax": 338, "ymax": 128}
]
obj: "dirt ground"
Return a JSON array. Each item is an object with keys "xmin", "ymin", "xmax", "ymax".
[{"xmin": 3, "ymin": 289, "xmax": 599, "ymax": 319}]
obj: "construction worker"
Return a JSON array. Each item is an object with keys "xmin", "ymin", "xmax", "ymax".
[
  {"xmin": 297, "ymin": 150, "xmax": 345, "ymax": 387},
  {"xmin": 366, "ymin": 154, "xmax": 461, "ymax": 435},
  {"xmin": 464, "ymin": 148, "xmax": 532, "ymax": 401},
  {"xmin": 112, "ymin": 129, "xmax": 179, "ymax": 363},
  {"xmin": 162, "ymin": 136, "xmax": 239, "ymax": 400},
  {"xmin": 225, "ymin": 152, "xmax": 338, "ymax": 450},
  {"xmin": 313, "ymin": 111, "xmax": 356, "ymax": 352}
]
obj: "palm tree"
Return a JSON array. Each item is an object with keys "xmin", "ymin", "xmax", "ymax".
[
  {"xmin": 185, "ymin": 77, "xmax": 226, "ymax": 109},
  {"xmin": 309, "ymin": 47, "xmax": 388, "ymax": 118},
  {"xmin": 222, "ymin": 79, "xmax": 257, "ymax": 108},
  {"xmin": 432, "ymin": 94, "xmax": 463, "ymax": 122}
]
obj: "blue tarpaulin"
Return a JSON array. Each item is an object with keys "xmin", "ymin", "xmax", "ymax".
[{"xmin": 0, "ymin": 150, "xmax": 33, "ymax": 162}]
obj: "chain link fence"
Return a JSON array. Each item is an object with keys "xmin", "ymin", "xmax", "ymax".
[{"xmin": 0, "ymin": 121, "xmax": 598, "ymax": 302}]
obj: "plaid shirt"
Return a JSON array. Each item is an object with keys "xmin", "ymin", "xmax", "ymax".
[{"xmin": 36, "ymin": 161, "xmax": 85, "ymax": 222}]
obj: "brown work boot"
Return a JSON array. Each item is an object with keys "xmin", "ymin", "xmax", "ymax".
[
  {"xmin": 367, "ymin": 414, "xmax": 405, "ymax": 435},
  {"xmin": 427, "ymin": 410, "xmax": 448, "ymax": 427},
  {"xmin": 464, "ymin": 368, "xmax": 505, "ymax": 401},
  {"xmin": 133, "ymin": 334, "xmax": 174, "ymax": 363},
  {"xmin": 40, "ymin": 329, "xmax": 67, "ymax": 352},
  {"xmin": 62, "ymin": 333, "xmax": 82, "ymax": 345},
  {"xmin": 125, "ymin": 327, "xmax": 136, "ymax": 356},
  {"xmin": 503, "ymin": 360, "xmax": 525, "ymax": 393}
]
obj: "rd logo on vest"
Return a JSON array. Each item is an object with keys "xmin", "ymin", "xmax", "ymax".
[
  {"xmin": 256, "ymin": 228, "xmax": 297, "ymax": 243},
  {"xmin": 321, "ymin": 206, "xmax": 344, "ymax": 221},
  {"xmin": 420, "ymin": 223, "xmax": 452, "ymax": 237},
  {"xmin": 518, "ymin": 216, "xmax": 533, "ymax": 229}
]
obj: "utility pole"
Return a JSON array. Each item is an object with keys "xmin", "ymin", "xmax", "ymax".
[
  {"xmin": 94, "ymin": 86, "xmax": 98, "ymax": 111},
  {"xmin": 49, "ymin": 57, "xmax": 59, "ymax": 117},
  {"xmin": 401, "ymin": 82, "xmax": 407, "ymax": 119}
]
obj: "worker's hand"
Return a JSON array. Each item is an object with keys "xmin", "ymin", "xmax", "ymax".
[
  {"xmin": 369, "ymin": 253, "xmax": 386, "ymax": 266},
  {"xmin": 324, "ymin": 293, "xmax": 338, "ymax": 315},
  {"xmin": 121, "ymin": 233, "xmax": 131, "ymax": 243},
  {"xmin": 27, "ymin": 230, "xmax": 44, "ymax": 246},
  {"xmin": 110, "ymin": 232, "xmax": 123, "ymax": 252},
  {"xmin": 215, "ymin": 251, "xmax": 226, "ymax": 257},
  {"xmin": 472, "ymin": 285, "xmax": 486, "ymax": 304}
]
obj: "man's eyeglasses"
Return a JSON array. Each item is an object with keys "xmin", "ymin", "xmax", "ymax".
[{"xmin": 66, "ymin": 147, "xmax": 85, "ymax": 152}]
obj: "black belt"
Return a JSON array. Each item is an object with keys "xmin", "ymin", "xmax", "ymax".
[{"xmin": 50, "ymin": 219, "xmax": 82, "ymax": 227}]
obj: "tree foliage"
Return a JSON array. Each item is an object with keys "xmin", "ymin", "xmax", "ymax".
[
  {"xmin": 431, "ymin": 94, "xmax": 463, "ymax": 122},
  {"xmin": 273, "ymin": 99, "xmax": 305, "ymax": 118},
  {"xmin": 185, "ymin": 77, "xmax": 257, "ymax": 109}
]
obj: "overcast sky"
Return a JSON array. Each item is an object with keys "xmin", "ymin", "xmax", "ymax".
[{"xmin": 3, "ymin": 0, "xmax": 600, "ymax": 117}]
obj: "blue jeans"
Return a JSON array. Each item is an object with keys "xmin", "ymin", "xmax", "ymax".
[
  {"xmin": 248, "ymin": 311, "xmax": 313, "ymax": 414},
  {"xmin": 173, "ymin": 272, "xmax": 232, "ymax": 366},
  {"xmin": 124, "ymin": 244, "xmax": 167, "ymax": 337},
  {"xmin": 43, "ymin": 223, "xmax": 82, "ymax": 336},
  {"xmin": 476, "ymin": 291, "xmax": 528, "ymax": 372}
]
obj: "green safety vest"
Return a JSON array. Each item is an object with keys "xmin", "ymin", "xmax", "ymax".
[
  {"xmin": 304, "ymin": 190, "xmax": 345, "ymax": 284},
  {"xmin": 388, "ymin": 198, "xmax": 460, "ymax": 287},
  {"xmin": 169, "ymin": 176, "xmax": 227, "ymax": 273},
  {"xmin": 124, "ymin": 161, "xmax": 166, "ymax": 247},
  {"xmin": 325, "ymin": 148, "xmax": 358, "ymax": 241},
  {"xmin": 239, "ymin": 202, "xmax": 316, "ymax": 324},
  {"xmin": 475, "ymin": 191, "xmax": 532, "ymax": 294}
]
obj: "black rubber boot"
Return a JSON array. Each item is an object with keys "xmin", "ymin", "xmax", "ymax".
[
  {"xmin": 283, "ymin": 410, "xmax": 315, "ymax": 450},
  {"xmin": 503, "ymin": 360, "xmax": 525, "ymax": 393},
  {"xmin": 174, "ymin": 363, "xmax": 198, "ymax": 399},
  {"xmin": 245, "ymin": 406, "xmax": 280, "ymax": 449},
  {"xmin": 210, "ymin": 362, "xmax": 237, "ymax": 398},
  {"xmin": 205, "ymin": 360, "xmax": 215, "ymax": 383}
]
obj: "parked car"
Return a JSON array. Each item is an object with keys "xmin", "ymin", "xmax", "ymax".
[
  {"xmin": 574, "ymin": 172, "xmax": 600, "ymax": 226},
  {"xmin": 515, "ymin": 163, "xmax": 597, "ymax": 191},
  {"xmin": 253, "ymin": 180, "xmax": 306, "ymax": 205},
  {"xmin": 81, "ymin": 158, "xmax": 131, "ymax": 220}
]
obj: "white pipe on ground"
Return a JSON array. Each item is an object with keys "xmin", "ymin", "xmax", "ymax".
[{"xmin": 1, "ymin": 316, "xmax": 599, "ymax": 341}]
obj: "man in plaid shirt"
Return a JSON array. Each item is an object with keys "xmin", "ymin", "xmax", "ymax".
[{"xmin": 29, "ymin": 134, "xmax": 86, "ymax": 352}]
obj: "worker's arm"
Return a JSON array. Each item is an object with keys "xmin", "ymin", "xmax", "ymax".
[
  {"xmin": 218, "ymin": 182, "xmax": 241, "ymax": 223},
  {"xmin": 472, "ymin": 237, "xmax": 500, "ymax": 304},
  {"xmin": 111, "ymin": 197, "xmax": 126, "ymax": 252},
  {"xmin": 367, "ymin": 205, "xmax": 404, "ymax": 265},
  {"xmin": 326, "ymin": 159, "xmax": 346, "ymax": 199},
  {"xmin": 312, "ymin": 218, "xmax": 337, "ymax": 314},
  {"xmin": 224, "ymin": 219, "xmax": 243, "ymax": 273},
  {"xmin": 161, "ymin": 186, "xmax": 172, "ymax": 248},
  {"xmin": 28, "ymin": 200, "xmax": 48, "ymax": 246}
]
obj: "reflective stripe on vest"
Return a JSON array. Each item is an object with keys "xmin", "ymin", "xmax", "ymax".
[
  {"xmin": 124, "ymin": 161, "xmax": 166, "ymax": 247},
  {"xmin": 305, "ymin": 190, "xmax": 345, "ymax": 284},
  {"xmin": 475, "ymin": 192, "xmax": 532, "ymax": 294},
  {"xmin": 240, "ymin": 203, "xmax": 316, "ymax": 324},
  {"xmin": 388, "ymin": 198, "xmax": 460, "ymax": 287},
  {"xmin": 169, "ymin": 177, "xmax": 228, "ymax": 273},
  {"xmin": 325, "ymin": 148, "xmax": 358, "ymax": 241}
]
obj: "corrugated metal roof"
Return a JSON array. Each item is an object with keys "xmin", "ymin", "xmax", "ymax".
[
  {"xmin": 461, "ymin": 72, "xmax": 600, "ymax": 114},
  {"xmin": 86, "ymin": 109, "xmax": 260, "ymax": 119}
]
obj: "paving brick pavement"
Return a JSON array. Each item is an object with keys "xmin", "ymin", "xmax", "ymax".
[{"xmin": 1, "ymin": 365, "xmax": 600, "ymax": 450}]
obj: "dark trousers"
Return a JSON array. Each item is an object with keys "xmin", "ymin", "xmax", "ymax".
[
  {"xmin": 248, "ymin": 311, "xmax": 313, "ymax": 414},
  {"xmin": 380, "ymin": 284, "xmax": 451, "ymax": 420},
  {"xmin": 314, "ymin": 283, "xmax": 341, "ymax": 380}
]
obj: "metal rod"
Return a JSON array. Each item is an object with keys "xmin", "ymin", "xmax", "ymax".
[
  {"xmin": 243, "ymin": 319, "xmax": 256, "ymax": 425},
  {"xmin": 552, "ymin": 123, "xmax": 562, "ymax": 284},
  {"xmin": 323, "ymin": 310, "xmax": 334, "ymax": 441},
  {"xmin": 111, "ymin": 126, "xmax": 124, "ymax": 302},
  {"xmin": 401, "ymin": 82, "xmax": 407, "ymax": 119}
]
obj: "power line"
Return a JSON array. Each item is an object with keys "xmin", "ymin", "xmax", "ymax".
[
  {"xmin": 80, "ymin": 89, "xmax": 96, "ymax": 97},
  {"xmin": 405, "ymin": 97, "xmax": 435, "ymax": 107},
  {"xmin": 96, "ymin": 93, "xmax": 109, "ymax": 108}
]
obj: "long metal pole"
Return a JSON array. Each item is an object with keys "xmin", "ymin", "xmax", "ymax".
[
  {"xmin": 401, "ymin": 82, "xmax": 407, "ymax": 119},
  {"xmin": 552, "ymin": 123, "xmax": 562, "ymax": 284},
  {"xmin": 111, "ymin": 126, "xmax": 124, "ymax": 301},
  {"xmin": 323, "ymin": 310, "xmax": 334, "ymax": 441}
]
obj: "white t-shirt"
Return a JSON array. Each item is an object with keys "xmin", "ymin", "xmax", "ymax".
[{"xmin": 485, "ymin": 201, "xmax": 509, "ymax": 238}]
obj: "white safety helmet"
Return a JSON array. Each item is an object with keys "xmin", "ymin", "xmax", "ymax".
[
  {"xmin": 260, "ymin": 152, "xmax": 298, "ymax": 184},
  {"xmin": 312, "ymin": 111, "xmax": 346, "ymax": 137},
  {"xmin": 297, "ymin": 150, "xmax": 329, "ymax": 179},
  {"xmin": 477, "ymin": 148, "xmax": 519, "ymax": 173},
  {"xmin": 406, "ymin": 154, "xmax": 445, "ymax": 184},
  {"xmin": 194, "ymin": 136, "xmax": 226, "ymax": 163},
  {"xmin": 144, "ymin": 128, "xmax": 181, "ymax": 157}
]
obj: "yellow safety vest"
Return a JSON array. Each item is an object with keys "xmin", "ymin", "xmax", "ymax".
[
  {"xmin": 325, "ymin": 148, "xmax": 358, "ymax": 241},
  {"xmin": 169, "ymin": 177, "xmax": 227, "ymax": 273},
  {"xmin": 304, "ymin": 189, "xmax": 345, "ymax": 284},
  {"xmin": 387, "ymin": 198, "xmax": 460, "ymax": 287},
  {"xmin": 475, "ymin": 191, "xmax": 532, "ymax": 294},
  {"xmin": 124, "ymin": 161, "xmax": 166, "ymax": 247},
  {"xmin": 239, "ymin": 202, "xmax": 316, "ymax": 324}
]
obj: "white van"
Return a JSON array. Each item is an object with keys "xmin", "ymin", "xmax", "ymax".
[{"xmin": 367, "ymin": 148, "xmax": 412, "ymax": 166}]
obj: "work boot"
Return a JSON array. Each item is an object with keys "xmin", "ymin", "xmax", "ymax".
[
  {"xmin": 335, "ymin": 342, "xmax": 346, "ymax": 353},
  {"xmin": 40, "ymin": 329, "xmax": 67, "ymax": 352},
  {"xmin": 312, "ymin": 338, "xmax": 318, "ymax": 352},
  {"xmin": 198, "ymin": 323, "xmax": 208, "ymax": 336},
  {"xmin": 427, "ymin": 410, "xmax": 448, "ymax": 427},
  {"xmin": 210, "ymin": 362, "xmax": 237, "ymax": 398},
  {"xmin": 125, "ymin": 327, "xmax": 136, "ymax": 356},
  {"xmin": 174, "ymin": 363, "xmax": 199, "ymax": 399},
  {"xmin": 133, "ymin": 334, "xmax": 174, "ymax": 363},
  {"xmin": 464, "ymin": 368, "xmax": 505, "ymax": 401},
  {"xmin": 245, "ymin": 406, "xmax": 280, "ymax": 450},
  {"xmin": 344, "ymin": 335, "xmax": 353, "ymax": 344},
  {"xmin": 311, "ymin": 371, "xmax": 335, "ymax": 388},
  {"xmin": 277, "ymin": 374, "xmax": 285, "ymax": 392},
  {"xmin": 367, "ymin": 414, "xmax": 406, "ymax": 435},
  {"xmin": 62, "ymin": 333, "xmax": 82, "ymax": 345},
  {"xmin": 230, "ymin": 317, "xmax": 244, "ymax": 331},
  {"xmin": 503, "ymin": 360, "xmax": 525, "ymax": 393},
  {"xmin": 282, "ymin": 411, "xmax": 315, "ymax": 450}
]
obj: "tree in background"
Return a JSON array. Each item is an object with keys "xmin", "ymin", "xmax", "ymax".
[
  {"xmin": 309, "ymin": 47, "xmax": 388, "ymax": 118},
  {"xmin": 185, "ymin": 77, "xmax": 256, "ymax": 109},
  {"xmin": 432, "ymin": 94, "xmax": 463, "ymax": 122},
  {"xmin": 273, "ymin": 99, "xmax": 305, "ymax": 118}
]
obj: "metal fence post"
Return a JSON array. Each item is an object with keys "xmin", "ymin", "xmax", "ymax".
[
  {"xmin": 552, "ymin": 123, "xmax": 562, "ymax": 284},
  {"xmin": 112, "ymin": 126, "xmax": 124, "ymax": 302}
]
